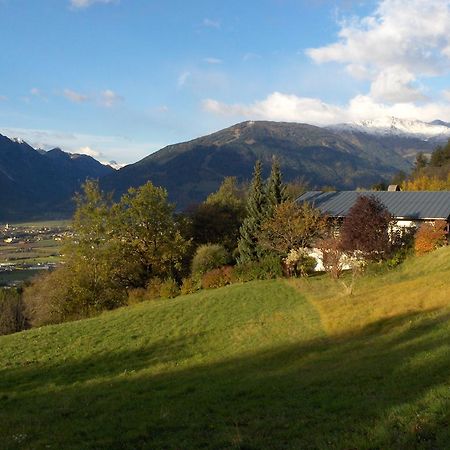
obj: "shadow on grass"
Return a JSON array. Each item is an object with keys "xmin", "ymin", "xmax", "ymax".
[{"xmin": 1, "ymin": 311, "xmax": 449, "ymax": 449}]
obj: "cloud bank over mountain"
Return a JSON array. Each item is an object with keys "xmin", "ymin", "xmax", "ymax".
[{"xmin": 204, "ymin": 0, "xmax": 450, "ymax": 125}]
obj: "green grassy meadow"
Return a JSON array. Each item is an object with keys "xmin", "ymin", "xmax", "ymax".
[
  {"xmin": 0, "ymin": 240, "xmax": 61, "ymax": 264},
  {"xmin": 0, "ymin": 248, "xmax": 449, "ymax": 449}
]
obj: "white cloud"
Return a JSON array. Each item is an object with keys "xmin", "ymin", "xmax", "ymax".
[
  {"xmin": 203, "ymin": 91, "xmax": 450, "ymax": 125},
  {"xmin": 202, "ymin": 18, "xmax": 220, "ymax": 29},
  {"xmin": 203, "ymin": 93, "xmax": 346, "ymax": 124},
  {"xmin": 347, "ymin": 95, "xmax": 450, "ymax": 122},
  {"xmin": 70, "ymin": 0, "xmax": 116, "ymax": 9},
  {"xmin": 63, "ymin": 88, "xmax": 89, "ymax": 103},
  {"xmin": 307, "ymin": 0, "xmax": 450, "ymax": 103},
  {"xmin": 0, "ymin": 126, "xmax": 162, "ymax": 165},
  {"xmin": 177, "ymin": 69, "xmax": 229, "ymax": 93},
  {"xmin": 177, "ymin": 71, "xmax": 191, "ymax": 88},
  {"xmin": 204, "ymin": 57, "xmax": 223, "ymax": 65},
  {"xmin": 77, "ymin": 146, "xmax": 101, "ymax": 157},
  {"xmin": 99, "ymin": 89, "xmax": 123, "ymax": 107},
  {"xmin": 63, "ymin": 88, "xmax": 123, "ymax": 107},
  {"xmin": 369, "ymin": 66, "xmax": 425, "ymax": 103},
  {"xmin": 0, "ymin": 95, "xmax": 7, "ymax": 102},
  {"xmin": 201, "ymin": 1, "xmax": 450, "ymax": 126},
  {"xmin": 30, "ymin": 88, "xmax": 48, "ymax": 101}
]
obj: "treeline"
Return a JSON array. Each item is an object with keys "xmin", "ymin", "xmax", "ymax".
[
  {"xmin": 0, "ymin": 159, "xmax": 313, "ymax": 332},
  {"xmin": 1, "ymin": 157, "xmax": 448, "ymax": 336},
  {"xmin": 394, "ymin": 140, "xmax": 450, "ymax": 190}
]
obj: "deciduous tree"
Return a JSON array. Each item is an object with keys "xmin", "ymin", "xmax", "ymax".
[
  {"xmin": 414, "ymin": 220, "xmax": 448, "ymax": 255},
  {"xmin": 340, "ymin": 195, "xmax": 392, "ymax": 262},
  {"xmin": 258, "ymin": 200, "xmax": 327, "ymax": 257},
  {"xmin": 188, "ymin": 177, "xmax": 246, "ymax": 252},
  {"xmin": 114, "ymin": 182, "xmax": 190, "ymax": 285}
]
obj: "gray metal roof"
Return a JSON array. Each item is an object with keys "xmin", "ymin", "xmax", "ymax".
[{"xmin": 297, "ymin": 191, "xmax": 450, "ymax": 220}]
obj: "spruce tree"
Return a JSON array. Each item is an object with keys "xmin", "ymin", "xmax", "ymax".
[
  {"xmin": 414, "ymin": 152, "xmax": 428, "ymax": 172},
  {"xmin": 266, "ymin": 156, "xmax": 287, "ymax": 217},
  {"xmin": 237, "ymin": 160, "xmax": 267, "ymax": 263}
]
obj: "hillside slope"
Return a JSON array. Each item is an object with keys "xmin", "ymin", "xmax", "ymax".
[
  {"xmin": 0, "ymin": 134, "xmax": 114, "ymax": 221},
  {"xmin": 102, "ymin": 121, "xmax": 418, "ymax": 209},
  {"xmin": 0, "ymin": 248, "xmax": 449, "ymax": 448}
]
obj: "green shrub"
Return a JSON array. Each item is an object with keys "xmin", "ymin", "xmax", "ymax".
[
  {"xmin": 296, "ymin": 254, "xmax": 317, "ymax": 276},
  {"xmin": 385, "ymin": 246, "xmax": 414, "ymax": 269},
  {"xmin": 23, "ymin": 267, "xmax": 76, "ymax": 327},
  {"xmin": 388, "ymin": 226, "xmax": 415, "ymax": 267},
  {"xmin": 146, "ymin": 277, "xmax": 163, "ymax": 299},
  {"xmin": 24, "ymin": 260, "xmax": 128, "ymax": 327},
  {"xmin": 191, "ymin": 244, "xmax": 231, "ymax": 277},
  {"xmin": 159, "ymin": 278, "xmax": 180, "ymax": 299},
  {"xmin": 127, "ymin": 288, "xmax": 147, "ymax": 305},
  {"xmin": 0, "ymin": 289, "xmax": 27, "ymax": 336},
  {"xmin": 284, "ymin": 249, "xmax": 317, "ymax": 277},
  {"xmin": 234, "ymin": 255, "xmax": 283, "ymax": 282},
  {"xmin": 180, "ymin": 277, "xmax": 200, "ymax": 295},
  {"xmin": 259, "ymin": 255, "xmax": 283, "ymax": 278},
  {"xmin": 201, "ymin": 266, "xmax": 234, "ymax": 289}
]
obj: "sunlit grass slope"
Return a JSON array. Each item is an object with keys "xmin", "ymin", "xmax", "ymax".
[
  {"xmin": 293, "ymin": 245, "xmax": 450, "ymax": 336},
  {"xmin": 1, "ymin": 248, "xmax": 449, "ymax": 449}
]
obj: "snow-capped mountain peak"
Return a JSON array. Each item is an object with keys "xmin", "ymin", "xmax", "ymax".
[
  {"xmin": 106, "ymin": 160, "xmax": 124, "ymax": 170},
  {"xmin": 329, "ymin": 117, "xmax": 450, "ymax": 139}
]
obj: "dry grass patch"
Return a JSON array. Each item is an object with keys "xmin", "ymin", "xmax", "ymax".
[{"xmin": 291, "ymin": 246, "xmax": 450, "ymax": 337}]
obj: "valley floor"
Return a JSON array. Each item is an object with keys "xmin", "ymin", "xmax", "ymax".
[{"xmin": 0, "ymin": 248, "xmax": 449, "ymax": 449}]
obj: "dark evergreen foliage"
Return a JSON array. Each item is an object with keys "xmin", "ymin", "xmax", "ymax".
[
  {"xmin": 414, "ymin": 152, "xmax": 428, "ymax": 171},
  {"xmin": 188, "ymin": 203, "xmax": 243, "ymax": 252},
  {"xmin": 266, "ymin": 157, "xmax": 287, "ymax": 216},
  {"xmin": 187, "ymin": 177, "xmax": 246, "ymax": 252},
  {"xmin": 237, "ymin": 161, "xmax": 268, "ymax": 264},
  {"xmin": 403, "ymin": 140, "xmax": 450, "ymax": 187},
  {"xmin": 430, "ymin": 140, "xmax": 450, "ymax": 167}
]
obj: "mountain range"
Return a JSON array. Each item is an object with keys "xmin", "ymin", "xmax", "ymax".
[
  {"xmin": 330, "ymin": 117, "xmax": 450, "ymax": 142},
  {"xmin": 102, "ymin": 118, "xmax": 447, "ymax": 209},
  {"xmin": 0, "ymin": 134, "xmax": 114, "ymax": 221},
  {"xmin": 1, "ymin": 117, "xmax": 448, "ymax": 220}
]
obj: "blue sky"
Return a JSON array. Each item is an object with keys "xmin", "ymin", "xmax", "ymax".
[{"xmin": 1, "ymin": 0, "xmax": 450, "ymax": 164}]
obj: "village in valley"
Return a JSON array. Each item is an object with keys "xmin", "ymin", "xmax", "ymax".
[{"xmin": 0, "ymin": 221, "xmax": 70, "ymax": 287}]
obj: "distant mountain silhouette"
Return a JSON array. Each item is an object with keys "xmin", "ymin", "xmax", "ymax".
[
  {"xmin": 102, "ymin": 120, "xmax": 438, "ymax": 210},
  {"xmin": 3, "ymin": 120, "xmax": 446, "ymax": 220},
  {"xmin": 0, "ymin": 134, "xmax": 114, "ymax": 221}
]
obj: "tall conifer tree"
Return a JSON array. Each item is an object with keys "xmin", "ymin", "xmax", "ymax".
[
  {"xmin": 266, "ymin": 157, "xmax": 287, "ymax": 217},
  {"xmin": 237, "ymin": 160, "xmax": 267, "ymax": 263}
]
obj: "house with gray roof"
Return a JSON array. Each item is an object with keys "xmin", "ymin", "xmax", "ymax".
[
  {"xmin": 297, "ymin": 191, "xmax": 450, "ymax": 271},
  {"xmin": 297, "ymin": 191, "xmax": 450, "ymax": 231}
]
